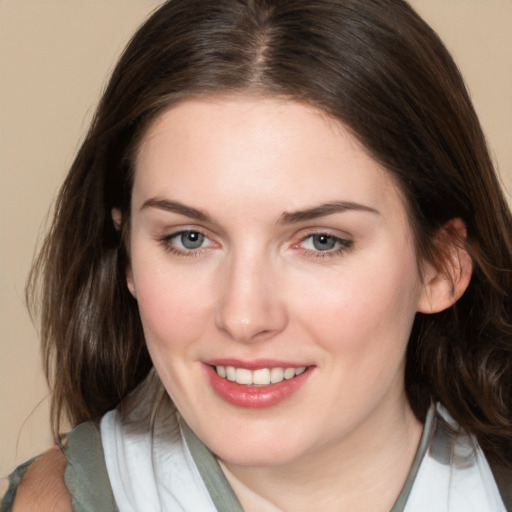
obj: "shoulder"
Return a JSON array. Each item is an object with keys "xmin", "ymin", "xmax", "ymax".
[
  {"xmin": 5, "ymin": 421, "xmax": 116, "ymax": 512},
  {"xmin": 11, "ymin": 445, "xmax": 71, "ymax": 512}
]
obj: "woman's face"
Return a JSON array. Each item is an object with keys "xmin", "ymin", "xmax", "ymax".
[{"xmin": 128, "ymin": 96, "xmax": 428, "ymax": 467}]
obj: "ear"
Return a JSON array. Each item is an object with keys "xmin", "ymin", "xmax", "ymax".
[
  {"xmin": 112, "ymin": 207, "xmax": 137, "ymax": 299},
  {"xmin": 126, "ymin": 266, "xmax": 137, "ymax": 299},
  {"xmin": 111, "ymin": 208, "xmax": 123, "ymax": 231},
  {"xmin": 417, "ymin": 218, "xmax": 472, "ymax": 314}
]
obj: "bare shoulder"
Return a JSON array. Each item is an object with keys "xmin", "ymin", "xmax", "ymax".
[{"xmin": 12, "ymin": 445, "xmax": 71, "ymax": 512}]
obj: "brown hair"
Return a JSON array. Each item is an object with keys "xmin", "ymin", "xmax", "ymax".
[{"xmin": 28, "ymin": 0, "xmax": 512, "ymax": 466}]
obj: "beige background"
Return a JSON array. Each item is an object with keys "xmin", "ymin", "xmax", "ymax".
[{"xmin": 1, "ymin": 0, "xmax": 511, "ymax": 483}]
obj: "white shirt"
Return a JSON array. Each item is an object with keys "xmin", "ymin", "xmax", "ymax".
[{"xmin": 100, "ymin": 402, "xmax": 507, "ymax": 512}]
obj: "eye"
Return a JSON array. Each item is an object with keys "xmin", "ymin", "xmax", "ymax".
[
  {"xmin": 159, "ymin": 229, "xmax": 216, "ymax": 256},
  {"xmin": 173, "ymin": 231, "xmax": 206, "ymax": 250},
  {"xmin": 304, "ymin": 234, "xmax": 338, "ymax": 251},
  {"xmin": 297, "ymin": 232, "xmax": 353, "ymax": 256}
]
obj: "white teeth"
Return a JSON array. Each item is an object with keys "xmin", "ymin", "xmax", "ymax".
[
  {"xmin": 214, "ymin": 365, "xmax": 307, "ymax": 386},
  {"xmin": 253, "ymin": 368, "xmax": 271, "ymax": 385},
  {"xmin": 226, "ymin": 366, "xmax": 236, "ymax": 381},
  {"xmin": 283, "ymin": 368, "xmax": 295, "ymax": 380},
  {"xmin": 235, "ymin": 368, "xmax": 252, "ymax": 385},
  {"xmin": 270, "ymin": 367, "xmax": 284, "ymax": 383}
]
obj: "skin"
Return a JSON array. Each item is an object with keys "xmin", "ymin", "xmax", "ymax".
[
  {"xmin": 125, "ymin": 95, "xmax": 469, "ymax": 511},
  {"xmin": 13, "ymin": 95, "xmax": 471, "ymax": 511},
  {"xmin": 12, "ymin": 446, "xmax": 70, "ymax": 511}
]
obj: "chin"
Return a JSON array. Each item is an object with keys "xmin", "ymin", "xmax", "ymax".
[{"xmin": 199, "ymin": 421, "xmax": 311, "ymax": 468}]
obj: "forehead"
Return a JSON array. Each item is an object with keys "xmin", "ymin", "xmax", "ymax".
[{"xmin": 132, "ymin": 95, "xmax": 406, "ymax": 221}]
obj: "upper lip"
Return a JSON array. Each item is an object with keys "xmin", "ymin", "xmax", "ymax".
[{"xmin": 204, "ymin": 358, "xmax": 312, "ymax": 370}]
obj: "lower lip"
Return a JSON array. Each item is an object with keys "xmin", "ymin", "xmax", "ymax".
[{"xmin": 204, "ymin": 365, "xmax": 312, "ymax": 408}]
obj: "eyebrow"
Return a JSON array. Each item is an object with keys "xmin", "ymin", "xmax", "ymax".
[
  {"xmin": 279, "ymin": 201, "xmax": 379, "ymax": 224},
  {"xmin": 140, "ymin": 198, "xmax": 379, "ymax": 224},
  {"xmin": 140, "ymin": 198, "xmax": 212, "ymax": 222}
]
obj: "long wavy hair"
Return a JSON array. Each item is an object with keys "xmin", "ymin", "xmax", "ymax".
[{"xmin": 27, "ymin": 0, "xmax": 512, "ymax": 467}]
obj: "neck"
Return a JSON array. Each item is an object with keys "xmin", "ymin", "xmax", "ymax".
[{"xmin": 219, "ymin": 397, "xmax": 423, "ymax": 512}]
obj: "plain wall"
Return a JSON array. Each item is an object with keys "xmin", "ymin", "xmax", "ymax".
[{"xmin": 1, "ymin": 0, "xmax": 511, "ymax": 485}]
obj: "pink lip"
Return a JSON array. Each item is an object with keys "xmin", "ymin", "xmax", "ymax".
[{"xmin": 203, "ymin": 362, "xmax": 313, "ymax": 409}]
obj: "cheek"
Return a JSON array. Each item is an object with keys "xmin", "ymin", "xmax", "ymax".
[
  {"xmin": 132, "ymin": 260, "xmax": 214, "ymax": 355},
  {"xmin": 292, "ymin": 250, "xmax": 421, "ymax": 362}
]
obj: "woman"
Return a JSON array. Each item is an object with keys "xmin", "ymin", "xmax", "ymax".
[{"xmin": 3, "ymin": 0, "xmax": 511, "ymax": 510}]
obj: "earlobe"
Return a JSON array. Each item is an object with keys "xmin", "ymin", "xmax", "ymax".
[{"xmin": 417, "ymin": 218, "xmax": 472, "ymax": 314}]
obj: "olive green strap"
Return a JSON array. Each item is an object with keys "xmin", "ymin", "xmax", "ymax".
[
  {"xmin": 389, "ymin": 404, "xmax": 436, "ymax": 512},
  {"xmin": 63, "ymin": 422, "xmax": 118, "ymax": 512},
  {"xmin": 0, "ymin": 457, "xmax": 37, "ymax": 512},
  {"xmin": 181, "ymin": 420, "xmax": 245, "ymax": 512},
  {"xmin": 182, "ymin": 407, "xmax": 437, "ymax": 512}
]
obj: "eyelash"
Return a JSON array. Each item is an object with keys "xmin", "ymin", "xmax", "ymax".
[
  {"xmin": 157, "ymin": 230, "xmax": 353, "ymax": 259},
  {"xmin": 295, "ymin": 233, "xmax": 353, "ymax": 259},
  {"xmin": 158, "ymin": 229, "xmax": 213, "ymax": 258}
]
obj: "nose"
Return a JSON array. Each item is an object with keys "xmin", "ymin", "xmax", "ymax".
[{"xmin": 214, "ymin": 249, "xmax": 288, "ymax": 343}]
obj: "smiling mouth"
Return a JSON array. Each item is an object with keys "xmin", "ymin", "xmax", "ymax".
[{"xmin": 214, "ymin": 365, "xmax": 307, "ymax": 386}]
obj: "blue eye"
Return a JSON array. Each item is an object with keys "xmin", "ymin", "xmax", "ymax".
[
  {"xmin": 172, "ymin": 231, "xmax": 206, "ymax": 250},
  {"xmin": 310, "ymin": 234, "xmax": 337, "ymax": 251},
  {"xmin": 158, "ymin": 229, "xmax": 216, "ymax": 257},
  {"xmin": 300, "ymin": 233, "xmax": 352, "ymax": 254}
]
